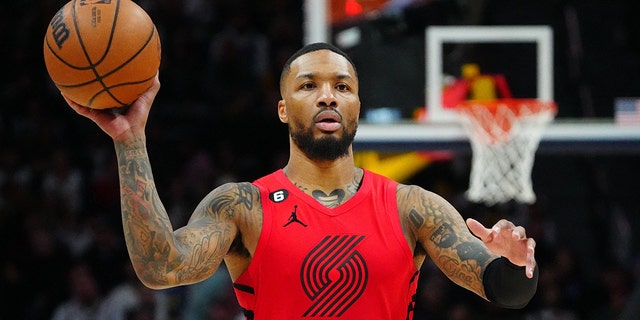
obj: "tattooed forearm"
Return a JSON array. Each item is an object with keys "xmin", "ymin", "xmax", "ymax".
[
  {"xmin": 124, "ymin": 146, "xmax": 147, "ymax": 159},
  {"xmin": 399, "ymin": 185, "xmax": 497, "ymax": 296},
  {"xmin": 430, "ymin": 222, "xmax": 456, "ymax": 248},
  {"xmin": 115, "ymin": 138, "xmax": 185, "ymax": 284},
  {"xmin": 116, "ymin": 138, "xmax": 171, "ymax": 223},
  {"xmin": 113, "ymin": 138, "xmax": 236, "ymax": 288},
  {"xmin": 117, "ymin": 136, "xmax": 148, "ymax": 167},
  {"xmin": 430, "ymin": 216, "xmax": 490, "ymax": 288},
  {"xmin": 456, "ymin": 241, "xmax": 492, "ymax": 266},
  {"xmin": 438, "ymin": 255, "xmax": 479, "ymax": 286}
]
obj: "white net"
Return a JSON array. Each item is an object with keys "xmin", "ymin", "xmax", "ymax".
[{"xmin": 456, "ymin": 100, "xmax": 556, "ymax": 205}]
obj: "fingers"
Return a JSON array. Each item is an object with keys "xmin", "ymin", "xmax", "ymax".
[
  {"xmin": 504, "ymin": 222, "xmax": 537, "ymax": 277},
  {"xmin": 124, "ymin": 73, "xmax": 160, "ymax": 120},
  {"xmin": 491, "ymin": 219, "xmax": 514, "ymax": 232},
  {"xmin": 511, "ymin": 225, "xmax": 527, "ymax": 240},
  {"xmin": 62, "ymin": 93, "xmax": 87, "ymax": 114},
  {"xmin": 490, "ymin": 219, "xmax": 528, "ymax": 240},
  {"xmin": 466, "ymin": 218, "xmax": 491, "ymax": 241},
  {"xmin": 136, "ymin": 72, "xmax": 161, "ymax": 106},
  {"xmin": 62, "ymin": 93, "xmax": 109, "ymax": 122},
  {"xmin": 526, "ymin": 237, "xmax": 537, "ymax": 278},
  {"xmin": 470, "ymin": 218, "xmax": 537, "ymax": 275},
  {"xmin": 469, "ymin": 218, "xmax": 532, "ymax": 242}
]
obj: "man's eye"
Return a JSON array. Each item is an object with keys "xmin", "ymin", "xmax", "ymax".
[
  {"xmin": 301, "ymin": 83, "xmax": 315, "ymax": 89},
  {"xmin": 336, "ymin": 84, "xmax": 349, "ymax": 91}
]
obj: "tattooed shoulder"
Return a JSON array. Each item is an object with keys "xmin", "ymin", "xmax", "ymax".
[
  {"xmin": 205, "ymin": 182, "xmax": 260, "ymax": 220},
  {"xmin": 397, "ymin": 184, "xmax": 457, "ymax": 231}
]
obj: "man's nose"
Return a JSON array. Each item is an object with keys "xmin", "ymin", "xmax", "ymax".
[{"xmin": 317, "ymin": 84, "xmax": 337, "ymax": 108}]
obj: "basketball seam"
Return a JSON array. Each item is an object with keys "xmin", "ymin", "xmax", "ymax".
[
  {"xmin": 74, "ymin": 0, "xmax": 121, "ymax": 105},
  {"xmin": 87, "ymin": 25, "xmax": 158, "ymax": 107}
]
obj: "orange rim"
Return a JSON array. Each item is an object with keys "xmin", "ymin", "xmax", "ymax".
[
  {"xmin": 455, "ymin": 98, "xmax": 557, "ymax": 143},
  {"xmin": 456, "ymin": 98, "xmax": 557, "ymax": 117}
]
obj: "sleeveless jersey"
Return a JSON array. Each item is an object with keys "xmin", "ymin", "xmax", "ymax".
[{"xmin": 233, "ymin": 169, "xmax": 420, "ymax": 319}]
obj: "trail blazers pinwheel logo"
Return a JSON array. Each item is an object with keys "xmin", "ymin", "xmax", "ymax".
[{"xmin": 300, "ymin": 235, "xmax": 368, "ymax": 317}]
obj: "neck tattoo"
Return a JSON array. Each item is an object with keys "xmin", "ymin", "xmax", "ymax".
[
  {"xmin": 312, "ymin": 189, "xmax": 346, "ymax": 208},
  {"xmin": 291, "ymin": 169, "xmax": 363, "ymax": 208}
]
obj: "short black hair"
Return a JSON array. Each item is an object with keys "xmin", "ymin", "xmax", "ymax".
[{"xmin": 279, "ymin": 42, "xmax": 358, "ymax": 87}]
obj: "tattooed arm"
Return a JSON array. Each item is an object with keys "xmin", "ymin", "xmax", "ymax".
[
  {"xmin": 63, "ymin": 76, "xmax": 246, "ymax": 289},
  {"xmin": 397, "ymin": 184, "xmax": 537, "ymax": 302},
  {"xmin": 115, "ymin": 138, "xmax": 246, "ymax": 288}
]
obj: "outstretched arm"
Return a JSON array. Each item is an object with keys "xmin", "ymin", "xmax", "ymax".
[
  {"xmin": 63, "ymin": 76, "xmax": 239, "ymax": 289},
  {"xmin": 398, "ymin": 185, "xmax": 537, "ymax": 308}
]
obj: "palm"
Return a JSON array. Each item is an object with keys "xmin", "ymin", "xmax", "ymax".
[
  {"xmin": 63, "ymin": 75, "xmax": 158, "ymax": 140},
  {"xmin": 466, "ymin": 218, "xmax": 536, "ymax": 278}
]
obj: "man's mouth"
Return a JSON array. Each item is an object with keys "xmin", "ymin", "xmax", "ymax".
[{"xmin": 314, "ymin": 110, "xmax": 342, "ymax": 131}]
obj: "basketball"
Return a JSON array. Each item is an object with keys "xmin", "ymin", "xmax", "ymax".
[{"xmin": 43, "ymin": 0, "xmax": 161, "ymax": 109}]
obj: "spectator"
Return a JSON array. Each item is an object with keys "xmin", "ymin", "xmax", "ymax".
[{"xmin": 51, "ymin": 262, "xmax": 104, "ymax": 320}]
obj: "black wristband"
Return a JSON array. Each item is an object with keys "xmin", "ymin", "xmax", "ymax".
[{"xmin": 483, "ymin": 257, "xmax": 539, "ymax": 309}]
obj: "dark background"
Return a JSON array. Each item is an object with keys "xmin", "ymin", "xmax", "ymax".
[{"xmin": 2, "ymin": 0, "xmax": 640, "ymax": 319}]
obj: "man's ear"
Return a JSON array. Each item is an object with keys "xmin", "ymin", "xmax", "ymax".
[{"xmin": 277, "ymin": 100, "xmax": 288, "ymax": 123}]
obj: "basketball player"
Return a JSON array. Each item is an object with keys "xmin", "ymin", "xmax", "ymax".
[{"xmin": 63, "ymin": 42, "xmax": 538, "ymax": 319}]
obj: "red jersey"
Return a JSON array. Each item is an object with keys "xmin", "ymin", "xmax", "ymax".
[{"xmin": 233, "ymin": 169, "xmax": 419, "ymax": 319}]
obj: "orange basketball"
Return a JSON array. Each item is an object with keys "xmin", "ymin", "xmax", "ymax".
[{"xmin": 43, "ymin": 0, "xmax": 161, "ymax": 109}]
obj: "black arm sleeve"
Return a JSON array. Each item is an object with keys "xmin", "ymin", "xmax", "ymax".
[{"xmin": 483, "ymin": 256, "xmax": 539, "ymax": 309}]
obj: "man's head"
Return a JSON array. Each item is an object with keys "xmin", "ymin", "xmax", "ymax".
[
  {"xmin": 279, "ymin": 42, "xmax": 358, "ymax": 94},
  {"xmin": 278, "ymin": 43, "xmax": 360, "ymax": 161}
]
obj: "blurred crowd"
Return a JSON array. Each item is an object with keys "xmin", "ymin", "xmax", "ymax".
[{"xmin": 1, "ymin": 0, "xmax": 640, "ymax": 319}]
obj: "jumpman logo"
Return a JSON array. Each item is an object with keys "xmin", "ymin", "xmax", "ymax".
[{"xmin": 283, "ymin": 205, "xmax": 307, "ymax": 227}]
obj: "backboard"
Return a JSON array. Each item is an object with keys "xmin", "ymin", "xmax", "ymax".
[{"xmin": 426, "ymin": 26, "xmax": 554, "ymax": 123}]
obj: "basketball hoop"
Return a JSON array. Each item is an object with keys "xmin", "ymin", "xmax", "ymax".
[{"xmin": 456, "ymin": 98, "xmax": 557, "ymax": 205}]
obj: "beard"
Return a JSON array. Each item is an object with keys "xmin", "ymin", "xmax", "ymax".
[{"xmin": 290, "ymin": 121, "xmax": 357, "ymax": 161}]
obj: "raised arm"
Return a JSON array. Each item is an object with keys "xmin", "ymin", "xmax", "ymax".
[
  {"xmin": 397, "ymin": 184, "xmax": 538, "ymax": 308},
  {"xmin": 63, "ymin": 76, "xmax": 241, "ymax": 289},
  {"xmin": 115, "ymin": 137, "xmax": 241, "ymax": 288}
]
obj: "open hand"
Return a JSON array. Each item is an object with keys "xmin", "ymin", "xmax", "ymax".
[{"xmin": 466, "ymin": 218, "xmax": 537, "ymax": 278}]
